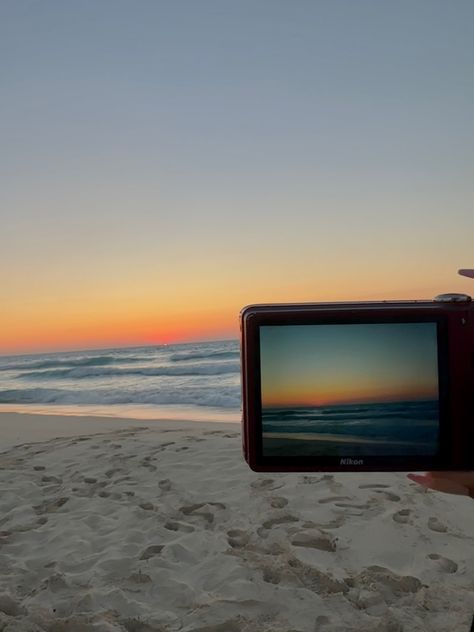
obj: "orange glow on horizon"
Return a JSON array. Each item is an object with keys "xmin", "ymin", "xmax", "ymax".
[
  {"xmin": 262, "ymin": 383, "xmax": 438, "ymax": 408},
  {"xmin": 2, "ymin": 269, "xmax": 470, "ymax": 355},
  {"xmin": 0, "ymin": 308, "xmax": 239, "ymax": 355}
]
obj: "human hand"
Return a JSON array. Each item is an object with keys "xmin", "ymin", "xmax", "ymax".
[
  {"xmin": 407, "ymin": 471, "xmax": 474, "ymax": 498},
  {"xmin": 407, "ymin": 269, "xmax": 474, "ymax": 499}
]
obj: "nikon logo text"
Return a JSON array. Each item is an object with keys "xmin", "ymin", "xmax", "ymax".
[{"xmin": 339, "ymin": 458, "xmax": 364, "ymax": 465}]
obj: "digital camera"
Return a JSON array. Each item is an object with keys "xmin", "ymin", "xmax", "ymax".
[{"xmin": 240, "ymin": 293, "xmax": 474, "ymax": 472}]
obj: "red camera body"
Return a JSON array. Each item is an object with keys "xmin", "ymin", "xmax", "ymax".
[{"xmin": 240, "ymin": 294, "xmax": 474, "ymax": 472}]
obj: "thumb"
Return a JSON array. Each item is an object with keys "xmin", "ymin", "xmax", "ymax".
[{"xmin": 407, "ymin": 473, "xmax": 470, "ymax": 496}]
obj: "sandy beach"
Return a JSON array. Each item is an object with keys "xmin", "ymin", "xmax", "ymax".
[{"xmin": 1, "ymin": 411, "xmax": 474, "ymax": 632}]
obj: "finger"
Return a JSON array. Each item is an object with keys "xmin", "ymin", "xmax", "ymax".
[
  {"xmin": 407, "ymin": 473, "xmax": 469, "ymax": 496},
  {"xmin": 426, "ymin": 470, "xmax": 474, "ymax": 481},
  {"xmin": 458, "ymin": 269, "xmax": 474, "ymax": 278},
  {"xmin": 407, "ymin": 473, "xmax": 431, "ymax": 488}
]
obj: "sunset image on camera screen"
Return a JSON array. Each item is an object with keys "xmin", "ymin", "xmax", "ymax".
[{"xmin": 260, "ymin": 323, "xmax": 440, "ymax": 457}]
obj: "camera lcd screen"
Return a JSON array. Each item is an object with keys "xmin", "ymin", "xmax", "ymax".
[{"xmin": 259, "ymin": 322, "xmax": 440, "ymax": 459}]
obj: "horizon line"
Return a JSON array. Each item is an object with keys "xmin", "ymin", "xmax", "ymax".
[
  {"xmin": 0, "ymin": 336, "xmax": 239, "ymax": 360},
  {"xmin": 262, "ymin": 395, "xmax": 437, "ymax": 408}
]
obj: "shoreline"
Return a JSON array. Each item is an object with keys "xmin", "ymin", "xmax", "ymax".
[
  {"xmin": 0, "ymin": 410, "xmax": 239, "ymax": 452},
  {"xmin": 0, "ymin": 402, "xmax": 240, "ymax": 422}
]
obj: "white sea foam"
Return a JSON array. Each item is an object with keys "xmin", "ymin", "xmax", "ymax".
[
  {"xmin": 0, "ymin": 340, "xmax": 241, "ymax": 415},
  {"xmin": 18, "ymin": 361, "xmax": 240, "ymax": 380}
]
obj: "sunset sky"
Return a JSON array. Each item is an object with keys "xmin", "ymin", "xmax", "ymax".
[
  {"xmin": 2, "ymin": 2, "xmax": 473, "ymax": 354},
  {"xmin": 260, "ymin": 323, "xmax": 439, "ymax": 407}
]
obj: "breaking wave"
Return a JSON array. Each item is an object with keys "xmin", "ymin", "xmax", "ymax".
[
  {"xmin": 0, "ymin": 355, "xmax": 149, "ymax": 372},
  {"xmin": 170, "ymin": 350, "xmax": 240, "ymax": 362},
  {"xmin": 0, "ymin": 386, "xmax": 240, "ymax": 409},
  {"xmin": 0, "ymin": 340, "xmax": 241, "ymax": 414},
  {"xmin": 19, "ymin": 362, "xmax": 240, "ymax": 380}
]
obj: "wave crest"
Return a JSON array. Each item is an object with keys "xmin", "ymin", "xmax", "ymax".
[
  {"xmin": 0, "ymin": 355, "xmax": 148, "ymax": 372},
  {"xmin": 0, "ymin": 386, "xmax": 240, "ymax": 409},
  {"xmin": 170, "ymin": 350, "xmax": 239, "ymax": 362},
  {"xmin": 19, "ymin": 361, "xmax": 240, "ymax": 380}
]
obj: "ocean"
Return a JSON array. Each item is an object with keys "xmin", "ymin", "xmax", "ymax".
[
  {"xmin": 262, "ymin": 400, "xmax": 440, "ymax": 456},
  {"xmin": 0, "ymin": 340, "xmax": 241, "ymax": 422}
]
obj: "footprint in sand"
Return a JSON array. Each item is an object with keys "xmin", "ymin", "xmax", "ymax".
[
  {"xmin": 227, "ymin": 529, "xmax": 250, "ymax": 548},
  {"xmin": 263, "ymin": 567, "xmax": 281, "ymax": 584},
  {"xmin": 358, "ymin": 484, "xmax": 390, "ymax": 489},
  {"xmin": 347, "ymin": 564, "xmax": 422, "ymax": 595},
  {"xmin": 0, "ymin": 593, "xmax": 24, "ymax": 617},
  {"xmin": 300, "ymin": 475, "xmax": 321, "ymax": 484},
  {"xmin": 265, "ymin": 542, "xmax": 286, "ymax": 556},
  {"xmin": 164, "ymin": 520, "xmax": 195, "ymax": 533},
  {"xmin": 42, "ymin": 573, "xmax": 70, "ymax": 592},
  {"xmin": 114, "ymin": 476, "xmax": 132, "ymax": 484},
  {"xmin": 319, "ymin": 474, "xmax": 344, "ymax": 493},
  {"xmin": 286, "ymin": 557, "xmax": 348, "ymax": 594},
  {"xmin": 139, "ymin": 502, "xmax": 155, "ymax": 511},
  {"xmin": 334, "ymin": 501, "xmax": 372, "ymax": 509},
  {"xmin": 105, "ymin": 468, "xmax": 123, "ymax": 479},
  {"xmin": 290, "ymin": 529, "xmax": 336, "ymax": 552},
  {"xmin": 358, "ymin": 483, "xmax": 401, "ymax": 501},
  {"xmin": 427, "ymin": 517, "xmax": 448, "ymax": 533},
  {"xmin": 157, "ymin": 441, "xmax": 175, "ymax": 450},
  {"xmin": 179, "ymin": 502, "xmax": 226, "ymax": 524},
  {"xmin": 141, "ymin": 461, "xmax": 157, "ymax": 471},
  {"xmin": 262, "ymin": 514, "xmax": 299, "ymax": 530},
  {"xmin": 139, "ymin": 544, "xmax": 164, "ymax": 560},
  {"xmin": 41, "ymin": 475, "xmax": 62, "ymax": 484},
  {"xmin": 127, "ymin": 571, "xmax": 152, "ymax": 584},
  {"xmin": 392, "ymin": 509, "xmax": 411, "ymax": 524},
  {"xmin": 318, "ymin": 496, "xmax": 351, "ymax": 504},
  {"xmin": 269, "ymin": 496, "xmax": 288, "ymax": 509},
  {"xmin": 158, "ymin": 478, "xmax": 172, "ymax": 492},
  {"xmin": 250, "ymin": 478, "xmax": 284, "ymax": 492},
  {"xmin": 33, "ymin": 497, "xmax": 69, "ymax": 515},
  {"xmin": 374, "ymin": 490, "xmax": 401, "ymax": 502},
  {"xmin": 427, "ymin": 553, "xmax": 458, "ymax": 573}
]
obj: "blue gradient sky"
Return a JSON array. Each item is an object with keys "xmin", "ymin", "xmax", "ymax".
[{"xmin": 1, "ymin": 1, "xmax": 473, "ymax": 353}]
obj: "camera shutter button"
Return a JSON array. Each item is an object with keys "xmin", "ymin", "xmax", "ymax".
[{"xmin": 433, "ymin": 293, "xmax": 472, "ymax": 302}]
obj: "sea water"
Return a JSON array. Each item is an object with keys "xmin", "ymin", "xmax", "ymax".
[
  {"xmin": 262, "ymin": 400, "xmax": 439, "ymax": 456},
  {"xmin": 0, "ymin": 340, "xmax": 241, "ymax": 422}
]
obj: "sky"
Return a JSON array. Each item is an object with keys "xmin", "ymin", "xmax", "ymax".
[
  {"xmin": 1, "ymin": 1, "xmax": 473, "ymax": 354},
  {"xmin": 260, "ymin": 323, "xmax": 439, "ymax": 407}
]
